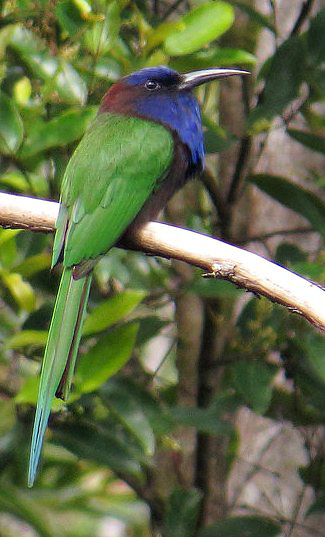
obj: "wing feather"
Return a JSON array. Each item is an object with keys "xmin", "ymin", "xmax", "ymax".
[{"xmin": 55, "ymin": 114, "xmax": 174, "ymax": 268}]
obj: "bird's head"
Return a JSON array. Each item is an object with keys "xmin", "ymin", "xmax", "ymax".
[
  {"xmin": 100, "ymin": 65, "xmax": 247, "ymax": 114},
  {"xmin": 100, "ymin": 65, "xmax": 247, "ymax": 170}
]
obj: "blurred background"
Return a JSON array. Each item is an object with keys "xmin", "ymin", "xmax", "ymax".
[{"xmin": 0, "ymin": 0, "xmax": 324, "ymax": 536}]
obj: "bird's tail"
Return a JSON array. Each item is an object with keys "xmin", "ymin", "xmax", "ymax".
[{"xmin": 28, "ymin": 267, "xmax": 92, "ymax": 487}]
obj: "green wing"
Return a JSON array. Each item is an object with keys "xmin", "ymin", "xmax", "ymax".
[{"xmin": 53, "ymin": 114, "xmax": 174, "ymax": 269}]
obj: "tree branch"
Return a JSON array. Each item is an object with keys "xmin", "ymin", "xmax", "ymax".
[{"xmin": 0, "ymin": 192, "xmax": 324, "ymax": 331}]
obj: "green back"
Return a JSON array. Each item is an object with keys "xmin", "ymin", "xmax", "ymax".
[{"xmin": 53, "ymin": 114, "xmax": 174, "ymax": 268}]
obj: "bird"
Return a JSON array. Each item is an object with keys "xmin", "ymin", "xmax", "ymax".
[{"xmin": 28, "ymin": 65, "xmax": 247, "ymax": 486}]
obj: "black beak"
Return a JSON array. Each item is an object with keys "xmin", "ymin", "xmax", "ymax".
[{"xmin": 179, "ymin": 67, "xmax": 249, "ymax": 90}]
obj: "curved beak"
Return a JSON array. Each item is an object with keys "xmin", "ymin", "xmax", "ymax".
[{"xmin": 179, "ymin": 68, "xmax": 249, "ymax": 90}]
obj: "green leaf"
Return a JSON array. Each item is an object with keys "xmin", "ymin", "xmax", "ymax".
[
  {"xmin": 307, "ymin": 493, "xmax": 325, "ymax": 516},
  {"xmin": 145, "ymin": 21, "xmax": 185, "ymax": 53},
  {"xmin": 275, "ymin": 243, "xmax": 306, "ymax": 265},
  {"xmin": 0, "ymin": 171, "xmax": 30, "ymax": 192},
  {"xmin": 14, "ymin": 253, "xmax": 51, "ymax": 278},
  {"xmin": 249, "ymin": 174, "xmax": 325, "ymax": 236},
  {"xmin": 0, "ymin": 482, "xmax": 58, "ymax": 537},
  {"xmin": 101, "ymin": 378, "xmax": 155, "ymax": 456},
  {"xmin": 248, "ymin": 36, "xmax": 304, "ymax": 129},
  {"xmin": 287, "ymin": 128, "xmax": 325, "ymax": 155},
  {"xmin": 0, "ymin": 228, "xmax": 21, "ymax": 248},
  {"xmin": 291, "ymin": 261, "xmax": 325, "ymax": 283},
  {"xmin": 306, "ymin": 7, "xmax": 325, "ymax": 67},
  {"xmin": 164, "ymin": 487, "xmax": 203, "ymax": 537},
  {"xmin": 55, "ymin": 62, "xmax": 88, "ymax": 105},
  {"xmin": 171, "ymin": 46, "xmax": 255, "ymax": 73},
  {"xmin": 75, "ymin": 322, "xmax": 139, "ymax": 394},
  {"xmin": 0, "ymin": 400, "xmax": 16, "ymax": 436},
  {"xmin": 7, "ymin": 329, "xmax": 48, "ymax": 349},
  {"xmin": 0, "ymin": 91, "xmax": 24, "ymax": 154},
  {"xmin": 164, "ymin": 2, "xmax": 234, "ymax": 56},
  {"xmin": 55, "ymin": 0, "xmax": 87, "ymax": 36},
  {"xmin": 170, "ymin": 406, "xmax": 233, "ymax": 435},
  {"xmin": 83, "ymin": 0, "xmax": 121, "ymax": 55},
  {"xmin": 13, "ymin": 76, "xmax": 32, "ymax": 105},
  {"xmin": 19, "ymin": 107, "xmax": 96, "ymax": 158},
  {"xmin": 198, "ymin": 515, "xmax": 281, "ymax": 537},
  {"xmin": 231, "ymin": 361, "xmax": 277, "ymax": 414},
  {"xmin": 300, "ymin": 334, "xmax": 325, "ymax": 386},
  {"xmin": 299, "ymin": 458, "xmax": 325, "ymax": 491},
  {"xmin": 53, "ymin": 420, "xmax": 142, "ymax": 477},
  {"xmin": 16, "ymin": 375, "xmax": 64, "ymax": 409},
  {"xmin": 136, "ymin": 316, "xmax": 168, "ymax": 346},
  {"xmin": 10, "ymin": 25, "xmax": 87, "ymax": 104},
  {"xmin": 1, "ymin": 271, "xmax": 36, "ymax": 312},
  {"xmin": 202, "ymin": 114, "xmax": 236, "ymax": 153},
  {"xmin": 83, "ymin": 289, "xmax": 146, "ymax": 336},
  {"xmin": 189, "ymin": 278, "xmax": 242, "ymax": 298}
]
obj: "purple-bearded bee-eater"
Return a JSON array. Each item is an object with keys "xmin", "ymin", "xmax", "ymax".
[{"xmin": 28, "ymin": 65, "xmax": 247, "ymax": 486}]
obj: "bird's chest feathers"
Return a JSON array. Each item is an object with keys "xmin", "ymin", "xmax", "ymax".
[{"xmin": 135, "ymin": 92, "xmax": 204, "ymax": 172}]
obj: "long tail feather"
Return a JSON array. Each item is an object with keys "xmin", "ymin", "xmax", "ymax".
[
  {"xmin": 56, "ymin": 272, "xmax": 92, "ymax": 400},
  {"xmin": 28, "ymin": 268, "xmax": 92, "ymax": 487}
]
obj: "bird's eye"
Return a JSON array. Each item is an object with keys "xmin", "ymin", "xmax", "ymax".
[{"xmin": 145, "ymin": 80, "xmax": 160, "ymax": 91}]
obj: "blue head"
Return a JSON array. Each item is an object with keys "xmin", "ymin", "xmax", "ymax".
[{"xmin": 100, "ymin": 66, "xmax": 246, "ymax": 173}]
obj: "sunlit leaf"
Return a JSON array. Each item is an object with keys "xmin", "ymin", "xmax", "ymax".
[
  {"xmin": 172, "ymin": 47, "xmax": 255, "ymax": 72},
  {"xmin": 13, "ymin": 76, "xmax": 32, "ymax": 106},
  {"xmin": 1, "ymin": 271, "xmax": 36, "ymax": 312},
  {"xmin": 55, "ymin": 62, "xmax": 88, "ymax": 105},
  {"xmin": 7, "ymin": 330, "xmax": 48, "ymax": 349},
  {"xmin": 145, "ymin": 21, "xmax": 185, "ymax": 53},
  {"xmin": 28, "ymin": 172, "xmax": 50, "ymax": 198},
  {"xmin": 249, "ymin": 174, "xmax": 325, "ymax": 236},
  {"xmin": 164, "ymin": 2, "xmax": 234, "ymax": 56},
  {"xmin": 0, "ymin": 229, "xmax": 21, "ymax": 247},
  {"xmin": 16, "ymin": 375, "xmax": 64, "ymax": 409},
  {"xmin": 83, "ymin": 289, "xmax": 146, "ymax": 336},
  {"xmin": 14, "ymin": 253, "xmax": 51, "ymax": 278},
  {"xmin": 76, "ymin": 322, "xmax": 139, "ymax": 394},
  {"xmin": 0, "ymin": 171, "xmax": 30, "ymax": 192},
  {"xmin": 0, "ymin": 91, "xmax": 24, "ymax": 154}
]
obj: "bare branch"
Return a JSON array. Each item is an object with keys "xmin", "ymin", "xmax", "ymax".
[{"xmin": 0, "ymin": 192, "xmax": 324, "ymax": 331}]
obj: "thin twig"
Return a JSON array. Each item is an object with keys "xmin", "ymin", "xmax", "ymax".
[
  {"xmin": 161, "ymin": 0, "xmax": 186, "ymax": 21},
  {"xmin": 290, "ymin": 0, "xmax": 316, "ymax": 37},
  {"xmin": 237, "ymin": 226, "xmax": 315, "ymax": 245}
]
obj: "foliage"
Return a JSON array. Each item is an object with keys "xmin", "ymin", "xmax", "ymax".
[{"xmin": 0, "ymin": 1, "xmax": 324, "ymax": 536}]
